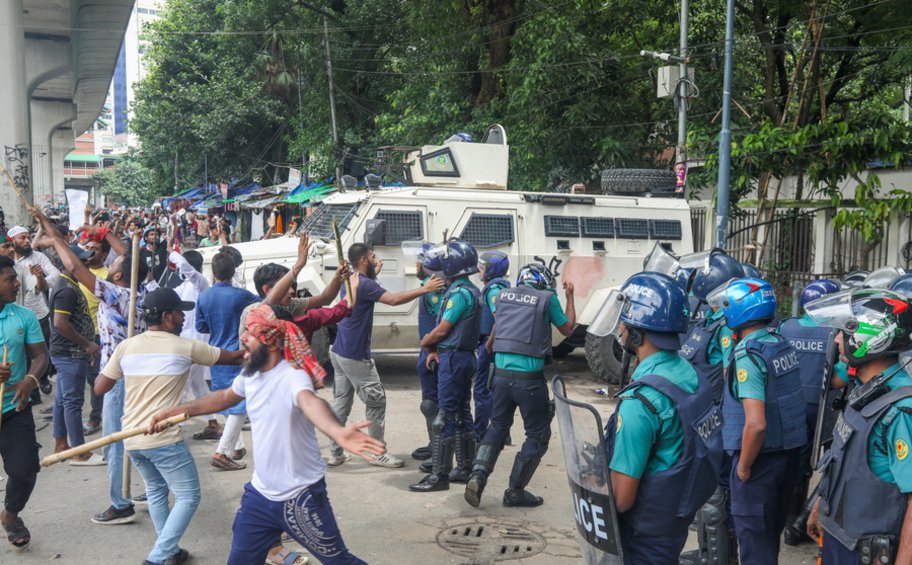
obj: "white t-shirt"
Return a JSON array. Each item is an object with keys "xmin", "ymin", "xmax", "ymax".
[{"xmin": 232, "ymin": 360, "xmax": 326, "ymax": 501}]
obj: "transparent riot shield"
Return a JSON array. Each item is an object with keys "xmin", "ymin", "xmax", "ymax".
[{"xmin": 552, "ymin": 376, "xmax": 623, "ymax": 565}]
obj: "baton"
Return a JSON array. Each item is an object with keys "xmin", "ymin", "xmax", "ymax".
[
  {"xmin": 0, "ymin": 346, "xmax": 7, "ymax": 432},
  {"xmin": 0, "ymin": 162, "xmax": 32, "ymax": 209},
  {"xmin": 122, "ymin": 233, "xmax": 142, "ymax": 498},
  {"xmin": 41, "ymin": 413, "xmax": 189, "ymax": 467},
  {"xmin": 332, "ymin": 217, "xmax": 352, "ymax": 300}
]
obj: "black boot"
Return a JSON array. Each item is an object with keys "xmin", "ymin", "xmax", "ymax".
[
  {"xmin": 465, "ymin": 443, "xmax": 502, "ymax": 507},
  {"xmin": 449, "ymin": 428, "xmax": 475, "ymax": 483},
  {"xmin": 503, "ymin": 453, "xmax": 543, "ymax": 507},
  {"xmin": 409, "ymin": 433, "xmax": 453, "ymax": 493},
  {"xmin": 412, "ymin": 400, "xmax": 437, "ymax": 461}
]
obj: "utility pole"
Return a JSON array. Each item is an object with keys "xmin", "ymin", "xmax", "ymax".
[
  {"xmin": 297, "ymin": 64, "xmax": 307, "ymax": 179},
  {"xmin": 676, "ymin": 0, "xmax": 689, "ymax": 195},
  {"xmin": 715, "ymin": 0, "xmax": 735, "ymax": 246},
  {"xmin": 203, "ymin": 152, "xmax": 208, "ymax": 191},
  {"xmin": 322, "ymin": 15, "xmax": 342, "ymax": 188}
]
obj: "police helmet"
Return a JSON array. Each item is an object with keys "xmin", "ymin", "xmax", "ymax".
[
  {"xmin": 719, "ymin": 277, "xmax": 777, "ymax": 331},
  {"xmin": 417, "ymin": 242, "xmax": 444, "ymax": 274},
  {"xmin": 843, "ymin": 270, "xmax": 870, "ymax": 288},
  {"xmin": 799, "ymin": 279, "xmax": 841, "ymax": 310},
  {"xmin": 691, "ymin": 252, "xmax": 744, "ymax": 301},
  {"xmin": 619, "ymin": 272, "xmax": 690, "ymax": 349},
  {"xmin": 890, "ymin": 272, "xmax": 912, "ymax": 299},
  {"xmin": 863, "ymin": 266, "xmax": 905, "ymax": 289},
  {"xmin": 439, "ymin": 240, "xmax": 478, "ymax": 278},
  {"xmin": 517, "ymin": 263, "xmax": 556, "ymax": 290},
  {"xmin": 805, "ymin": 288, "xmax": 912, "ymax": 366},
  {"xmin": 479, "ymin": 251, "xmax": 509, "ymax": 282},
  {"xmin": 740, "ymin": 262, "xmax": 761, "ymax": 279}
]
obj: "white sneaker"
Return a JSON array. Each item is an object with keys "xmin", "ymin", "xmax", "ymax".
[
  {"xmin": 369, "ymin": 452, "xmax": 405, "ymax": 468},
  {"xmin": 327, "ymin": 453, "xmax": 352, "ymax": 467}
]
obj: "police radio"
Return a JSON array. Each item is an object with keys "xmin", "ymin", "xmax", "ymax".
[{"xmin": 848, "ymin": 357, "xmax": 912, "ymax": 411}]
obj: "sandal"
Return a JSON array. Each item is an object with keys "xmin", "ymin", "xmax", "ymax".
[
  {"xmin": 231, "ymin": 448, "xmax": 247, "ymax": 461},
  {"xmin": 266, "ymin": 547, "xmax": 309, "ymax": 565},
  {"xmin": 211, "ymin": 454, "xmax": 246, "ymax": 471},
  {"xmin": 192, "ymin": 426, "xmax": 222, "ymax": 440},
  {"xmin": 4, "ymin": 517, "xmax": 30, "ymax": 551}
]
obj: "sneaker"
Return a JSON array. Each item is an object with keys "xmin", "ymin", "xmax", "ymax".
[
  {"xmin": 369, "ymin": 452, "xmax": 405, "ymax": 468},
  {"xmin": 132, "ymin": 494, "xmax": 148, "ymax": 506},
  {"xmin": 91, "ymin": 504, "xmax": 136, "ymax": 525},
  {"xmin": 326, "ymin": 453, "xmax": 352, "ymax": 467}
]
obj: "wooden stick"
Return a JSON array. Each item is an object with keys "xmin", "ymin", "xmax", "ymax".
[
  {"xmin": 41, "ymin": 413, "xmax": 189, "ymax": 467},
  {"xmin": 122, "ymin": 233, "xmax": 142, "ymax": 498},
  {"xmin": 332, "ymin": 217, "xmax": 352, "ymax": 300},
  {"xmin": 0, "ymin": 162, "xmax": 32, "ymax": 209},
  {"xmin": 0, "ymin": 345, "xmax": 7, "ymax": 433}
]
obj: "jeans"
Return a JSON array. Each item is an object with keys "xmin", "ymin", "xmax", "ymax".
[
  {"xmin": 329, "ymin": 351, "xmax": 386, "ymax": 456},
  {"xmin": 85, "ymin": 335, "xmax": 103, "ymax": 423},
  {"xmin": 129, "ymin": 441, "xmax": 201, "ymax": 564},
  {"xmin": 51, "ymin": 356, "xmax": 88, "ymax": 448},
  {"xmin": 102, "ymin": 379, "xmax": 130, "ymax": 510},
  {"xmin": 228, "ymin": 480, "xmax": 366, "ymax": 565},
  {"xmin": 0, "ymin": 407, "xmax": 40, "ymax": 513}
]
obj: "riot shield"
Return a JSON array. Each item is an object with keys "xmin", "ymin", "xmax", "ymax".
[
  {"xmin": 552, "ymin": 376, "xmax": 624, "ymax": 565},
  {"xmin": 811, "ymin": 328, "xmax": 842, "ymax": 468}
]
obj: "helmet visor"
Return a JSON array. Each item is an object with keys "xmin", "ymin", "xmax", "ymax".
[
  {"xmin": 706, "ymin": 278, "xmax": 738, "ymax": 309},
  {"xmin": 678, "ymin": 250, "xmax": 713, "ymax": 273},
  {"xmin": 804, "ymin": 289, "xmax": 859, "ymax": 332},
  {"xmin": 863, "ymin": 266, "xmax": 905, "ymax": 289},
  {"xmin": 588, "ymin": 290, "xmax": 627, "ymax": 338},
  {"xmin": 401, "ymin": 240, "xmax": 425, "ymax": 260},
  {"xmin": 643, "ymin": 243, "xmax": 681, "ymax": 277}
]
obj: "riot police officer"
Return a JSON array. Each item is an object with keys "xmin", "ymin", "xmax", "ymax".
[
  {"xmin": 719, "ymin": 277, "xmax": 807, "ymax": 565},
  {"xmin": 464, "ymin": 262, "xmax": 575, "ymax": 508},
  {"xmin": 474, "ymin": 251, "xmax": 510, "ymax": 442},
  {"xmin": 410, "ymin": 241, "xmax": 481, "ymax": 493},
  {"xmin": 678, "ymin": 252, "xmax": 742, "ymax": 565},
  {"xmin": 777, "ymin": 279, "xmax": 841, "ymax": 546},
  {"xmin": 603, "ymin": 272, "xmax": 724, "ymax": 564},
  {"xmin": 806, "ymin": 289, "xmax": 912, "ymax": 564},
  {"xmin": 411, "ymin": 243, "xmax": 448, "ymax": 462}
]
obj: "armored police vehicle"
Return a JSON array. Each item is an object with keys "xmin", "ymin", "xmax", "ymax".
[{"xmin": 199, "ymin": 125, "xmax": 693, "ymax": 383}]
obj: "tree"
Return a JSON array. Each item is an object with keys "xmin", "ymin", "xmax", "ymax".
[{"xmin": 93, "ymin": 157, "xmax": 159, "ymax": 208}]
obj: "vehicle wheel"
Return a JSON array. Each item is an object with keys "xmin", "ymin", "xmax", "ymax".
[
  {"xmin": 552, "ymin": 341, "xmax": 575, "ymax": 359},
  {"xmin": 584, "ymin": 332, "xmax": 630, "ymax": 385},
  {"xmin": 311, "ymin": 327, "xmax": 331, "ymax": 366},
  {"xmin": 601, "ymin": 168, "xmax": 677, "ymax": 195}
]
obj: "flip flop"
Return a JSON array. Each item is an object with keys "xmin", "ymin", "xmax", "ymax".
[
  {"xmin": 4, "ymin": 517, "xmax": 30, "ymax": 551},
  {"xmin": 266, "ymin": 547, "xmax": 309, "ymax": 565}
]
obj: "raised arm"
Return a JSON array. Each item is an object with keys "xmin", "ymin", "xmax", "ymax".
[
  {"xmin": 30, "ymin": 208, "xmax": 96, "ymax": 291},
  {"xmin": 378, "ymin": 276, "xmax": 444, "ymax": 306},
  {"xmin": 309, "ymin": 262, "xmax": 351, "ymax": 309},
  {"xmin": 556, "ymin": 281, "xmax": 576, "ymax": 337},
  {"xmin": 265, "ymin": 232, "xmax": 309, "ymax": 306}
]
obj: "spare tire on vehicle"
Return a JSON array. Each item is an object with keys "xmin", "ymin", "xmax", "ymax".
[
  {"xmin": 601, "ymin": 168, "xmax": 678, "ymax": 196},
  {"xmin": 584, "ymin": 332, "xmax": 635, "ymax": 385}
]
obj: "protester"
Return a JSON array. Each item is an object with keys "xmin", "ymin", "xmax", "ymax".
[
  {"xmin": 79, "ymin": 237, "xmax": 111, "ymax": 436},
  {"xmin": 148, "ymin": 303, "xmax": 383, "ymax": 564},
  {"xmin": 0, "ymin": 254, "xmax": 50, "ymax": 551},
  {"xmin": 94, "ymin": 287, "xmax": 244, "ymax": 565}
]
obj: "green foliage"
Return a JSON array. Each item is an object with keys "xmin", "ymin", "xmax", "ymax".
[{"xmin": 93, "ymin": 156, "xmax": 160, "ymax": 207}]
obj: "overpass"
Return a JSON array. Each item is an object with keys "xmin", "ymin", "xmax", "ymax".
[{"xmin": 0, "ymin": 0, "xmax": 134, "ymax": 227}]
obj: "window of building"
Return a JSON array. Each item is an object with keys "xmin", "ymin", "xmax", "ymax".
[
  {"xmin": 138, "ymin": 7, "xmax": 148, "ymax": 14},
  {"xmin": 459, "ymin": 213, "xmax": 515, "ymax": 248}
]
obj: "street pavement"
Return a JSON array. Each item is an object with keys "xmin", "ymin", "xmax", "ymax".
[{"xmin": 4, "ymin": 353, "xmax": 820, "ymax": 564}]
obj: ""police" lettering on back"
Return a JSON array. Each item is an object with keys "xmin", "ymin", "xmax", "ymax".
[{"xmin": 502, "ymin": 292, "xmax": 538, "ymax": 305}]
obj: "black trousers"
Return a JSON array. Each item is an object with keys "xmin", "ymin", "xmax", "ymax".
[{"xmin": 0, "ymin": 406, "xmax": 41, "ymax": 513}]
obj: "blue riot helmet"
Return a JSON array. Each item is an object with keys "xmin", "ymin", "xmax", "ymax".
[
  {"xmin": 479, "ymin": 250, "xmax": 509, "ymax": 282},
  {"xmin": 863, "ymin": 266, "xmax": 905, "ymax": 289},
  {"xmin": 799, "ymin": 279, "xmax": 841, "ymax": 310},
  {"xmin": 517, "ymin": 263, "xmax": 555, "ymax": 290},
  {"xmin": 691, "ymin": 251, "xmax": 745, "ymax": 301},
  {"xmin": 719, "ymin": 277, "xmax": 777, "ymax": 332},
  {"xmin": 890, "ymin": 272, "xmax": 912, "ymax": 299},
  {"xmin": 843, "ymin": 270, "xmax": 869, "ymax": 288},
  {"xmin": 439, "ymin": 240, "xmax": 478, "ymax": 278},
  {"xmin": 740, "ymin": 262, "xmax": 761, "ymax": 279},
  {"xmin": 675, "ymin": 267, "xmax": 693, "ymax": 291},
  {"xmin": 417, "ymin": 242, "xmax": 444, "ymax": 274}
]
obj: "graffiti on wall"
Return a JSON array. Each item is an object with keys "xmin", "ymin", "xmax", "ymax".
[{"xmin": 4, "ymin": 144, "xmax": 30, "ymax": 194}]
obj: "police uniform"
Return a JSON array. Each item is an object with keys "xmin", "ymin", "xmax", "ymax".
[
  {"xmin": 470, "ymin": 283, "xmax": 566, "ymax": 506},
  {"xmin": 474, "ymin": 276, "xmax": 510, "ymax": 440},
  {"xmin": 723, "ymin": 330, "xmax": 807, "ymax": 564},
  {"xmin": 433, "ymin": 276, "xmax": 481, "ymax": 480},
  {"xmin": 417, "ymin": 276, "xmax": 446, "ymax": 451},
  {"xmin": 818, "ymin": 364, "xmax": 912, "ymax": 564},
  {"xmin": 605, "ymin": 350, "xmax": 723, "ymax": 563},
  {"xmin": 680, "ymin": 308, "xmax": 735, "ymax": 403}
]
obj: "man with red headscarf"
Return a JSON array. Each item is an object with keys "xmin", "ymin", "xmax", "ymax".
[{"xmin": 150, "ymin": 304, "xmax": 384, "ymax": 564}]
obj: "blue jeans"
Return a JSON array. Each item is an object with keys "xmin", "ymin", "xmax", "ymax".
[
  {"xmin": 129, "ymin": 441, "xmax": 201, "ymax": 564},
  {"xmin": 51, "ymin": 356, "xmax": 87, "ymax": 447},
  {"xmin": 102, "ymin": 378, "xmax": 130, "ymax": 510},
  {"xmin": 228, "ymin": 480, "xmax": 365, "ymax": 565}
]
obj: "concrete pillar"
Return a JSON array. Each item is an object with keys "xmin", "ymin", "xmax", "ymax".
[
  {"xmin": 29, "ymin": 100, "xmax": 76, "ymax": 206},
  {"xmin": 813, "ymin": 208, "xmax": 831, "ymax": 274},
  {"xmin": 51, "ymin": 128, "xmax": 75, "ymax": 205},
  {"xmin": 0, "ymin": 0, "xmax": 30, "ymax": 227}
]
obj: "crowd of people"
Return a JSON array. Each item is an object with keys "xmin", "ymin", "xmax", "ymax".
[{"xmin": 1, "ymin": 196, "xmax": 912, "ymax": 565}]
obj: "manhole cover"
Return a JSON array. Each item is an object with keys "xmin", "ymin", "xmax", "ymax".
[{"xmin": 437, "ymin": 521, "xmax": 547, "ymax": 561}]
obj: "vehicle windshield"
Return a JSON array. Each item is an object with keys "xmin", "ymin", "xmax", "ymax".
[{"xmin": 297, "ymin": 202, "xmax": 361, "ymax": 239}]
